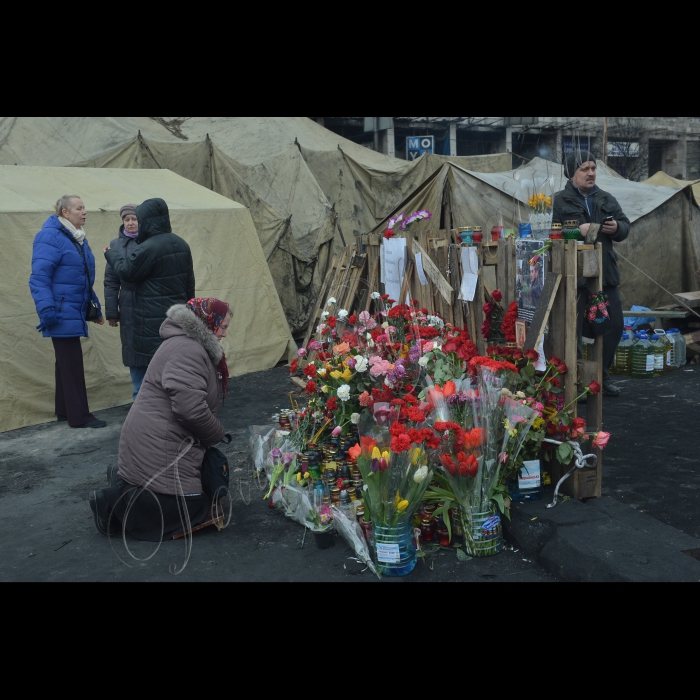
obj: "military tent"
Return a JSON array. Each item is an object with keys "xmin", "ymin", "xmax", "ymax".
[
  {"xmin": 0, "ymin": 165, "xmax": 291, "ymax": 433},
  {"xmin": 0, "ymin": 117, "xmax": 511, "ymax": 333},
  {"xmin": 644, "ymin": 171, "xmax": 700, "ymax": 207},
  {"xmin": 371, "ymin": 158, "xmax": 700, "ymax": 310}
]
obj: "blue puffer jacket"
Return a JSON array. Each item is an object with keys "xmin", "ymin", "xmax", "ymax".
[{"xmin": 29, "ymin": 215, "xmax": 102, "ymax": 339}]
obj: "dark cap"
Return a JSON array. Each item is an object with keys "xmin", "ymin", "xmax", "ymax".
[{"xmin": 565, "ymin": 151, "xmax": 597, "ymax": 179}]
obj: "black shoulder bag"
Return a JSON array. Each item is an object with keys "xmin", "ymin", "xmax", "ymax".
[
  {"xmin": 70, "ymin": 239, "xmax": 101, "ymax": 322},
  {"xmin": 202, "ymin": 435, "xmax": 232, "ymax": 501}
]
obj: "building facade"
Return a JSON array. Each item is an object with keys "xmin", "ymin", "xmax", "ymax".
[{"xmin": 311, "ymin": 117, "xmax": 700, "ymax": 181}]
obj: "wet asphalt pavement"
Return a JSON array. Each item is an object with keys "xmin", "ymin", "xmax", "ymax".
[{"xmin": 0, "ymin": 365, "xmax": 697, "ymax": 582}]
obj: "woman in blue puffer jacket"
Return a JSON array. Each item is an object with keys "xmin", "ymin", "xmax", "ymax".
[{"xmin": 29, "ymin": 195, "xmax": 107, "ymax": 429}]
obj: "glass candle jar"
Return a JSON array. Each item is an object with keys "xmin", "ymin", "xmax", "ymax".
[
  {"xmin": 491, "ymin": 226, "xmax": 505, "ymax": 242},
  {"xmin": 459, "ymin": 227, "xmax": 474, "ymax": 245},
  {"xmin": 473, "ymin": 226, "xmax": 483, "ymax": 244},
  {"xmin": 421, "ymin": 518, "xmax": 436, "ymax": 543},
  {"xmin": 550, "ymin": 223, "xmax": 564, "ymax": 240},
  {"xmin": 563, "ymin": 220, "xmax": 581, "ymax": 241},
  {"xmin": 436, "ymin": 522, "xmax": 451, "ymax": 548},
  {"xmin": 330, "ymin": 488, "xmax": 341, "ymax": 507}
]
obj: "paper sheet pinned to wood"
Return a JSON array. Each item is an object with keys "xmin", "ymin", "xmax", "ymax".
[
  {"xmin": 535, "ymin": 337, "xmax": 547, "ymax": 372},
  {"xmin": 415, "ymin": 253, "xmax": 429, "ymax": 286},
  {"xmin": 384, "ymin": 237, "xmax": 407, "ymax": 306},
  {"xmin": 412, "ymin": 240, "xmax": 453, "ymax": 304},
  {"xmin": 459, "ymin": 247, "xmax": 479, "ymax": 302}
]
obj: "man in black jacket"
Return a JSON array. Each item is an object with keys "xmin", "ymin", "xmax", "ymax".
[
  {"xmin": 553, "ymin": 151, "xmax": 631, "ymax": 397},
  {"xmin": 104, "ymin": 199, "xmax": 196, "ymax": 366}
]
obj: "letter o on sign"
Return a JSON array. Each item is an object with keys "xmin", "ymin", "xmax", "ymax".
[{"xmin": 421, "ymin": 138, "xmax": 432, "ymax": 150}]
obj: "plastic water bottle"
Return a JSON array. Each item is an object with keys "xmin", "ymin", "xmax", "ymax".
[
  {"xmin": 668, "ymin": 329, "xmax": 687, "ymax": 369},
  {"xmin": 632, "ymin": 333, "xmax": 655, "ymax": 379},
  {"xmin": 614, "ymin": 333, "xmax": 633, "ymax": 376},
  {"xmin": 651, "ymin": 335, "xmax": 667, "ymax": 377},
  {"xmin": 655, "ymin": 330, "xmax": 673, "ymax": 373}
]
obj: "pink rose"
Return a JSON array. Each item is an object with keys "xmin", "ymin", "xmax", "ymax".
[{"xmin": 593, "ymin": 432, "xmax": 611, "ymax": 451}]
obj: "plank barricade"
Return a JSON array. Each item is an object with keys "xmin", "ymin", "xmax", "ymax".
[{"xmin": 301, "ymin": 234, "xmax": 605, "ymax": 502}]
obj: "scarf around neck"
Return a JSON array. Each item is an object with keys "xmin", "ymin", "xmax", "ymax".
[
  {"xmin": 123, "ymin": 230, "xmax": 139, "ymax": 240},
  {"xmin": 59, "ymin": 217, "xmax": 87, "ymax": 246}
]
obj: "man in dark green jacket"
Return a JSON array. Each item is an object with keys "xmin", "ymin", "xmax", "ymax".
[
  {"xmin": 104, "ymin": 199, "xmax": 196, "ymax": 366},
  {"xmin": 553, "ymin": 151, "xmax": 631, "ymax": 397}
]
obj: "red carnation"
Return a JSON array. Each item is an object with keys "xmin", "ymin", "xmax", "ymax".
[
  {"xmin": 391, "ymin": 434, "xmax": 412, "ymax": 454},
  {"xmin": 290, "ymin": 359, "xmax": 299, "ymax": 374},
  {"xmin": 327, "ymin": 317, "xmax": 337, "ymax": 329},
  {"xmin": 327, "ymin": 397, "xmax": 339, "ymax": 412},
  {"xmin": 390, "ymin": 422, "xmax": 407, "ymax": 437},
  {"xmin": 306, "ymin": 381, "xmax": 317, "ymax": 395},
  {"xmin": 348, "ymin": 315, "xmax": 357, "ymax": 325},
  {"xmin": 304, "ymin": 365, "xmax": 317, "ymax": 379}
]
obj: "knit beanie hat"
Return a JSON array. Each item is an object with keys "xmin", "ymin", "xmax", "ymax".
[
  {"xmin": 120, "ymin": 203, "xmax": 139, "ymax": 220},
  {"xmin": 565, "ymin": 151, "xmax": 597, "ymax": 180}
]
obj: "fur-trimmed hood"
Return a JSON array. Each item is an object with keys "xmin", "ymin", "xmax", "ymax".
[{"xmin": 162, "ymin": 304, "xmax": 223, "ymax": 365}]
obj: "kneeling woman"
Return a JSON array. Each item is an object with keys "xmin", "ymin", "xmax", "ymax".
[{"xmin": 90, "ymin": 299, "xmax": 231, "ymax": 541}]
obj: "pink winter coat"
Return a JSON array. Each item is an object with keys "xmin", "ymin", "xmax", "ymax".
[{"xmin": 117, "ymin": 305, "xmax": 226, "ymax": 496}]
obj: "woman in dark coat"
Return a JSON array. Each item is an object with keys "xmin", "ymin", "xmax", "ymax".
[
  {"xmin": 104, "ymin": 198, "xmax": 196, "ymax": 365},
  {"xmin": 90, "ymin": 298, "xmax": 231, "ymax": 541},
  {"xmin": 104, "ymin": 204, "xmax": 150, "ymax": 400},
  {"xmin": 29, "ymin": 195, "xmax": 106, "ymax": 429}
]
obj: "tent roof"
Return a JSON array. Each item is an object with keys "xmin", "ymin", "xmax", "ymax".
[
  {"xmin": 467, "ymin": 158, "xmax": 682, "ymax": 224},
  {"xmin": 0, "ymin": 165, "xmax": 245, "ymax": 213},
  {"xmin": 644, "ymin": 171, "xmax": 700, "ymax": 207}
]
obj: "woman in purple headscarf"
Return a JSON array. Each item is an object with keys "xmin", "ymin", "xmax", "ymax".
[{"xmin": 104, "ymin": 204, "xmax": 150, "ymax": 400}]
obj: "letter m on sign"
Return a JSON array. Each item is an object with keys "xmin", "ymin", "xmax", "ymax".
[{"xmin": 407, "ymin": 138, "xmax": 420, "ymax": 150}]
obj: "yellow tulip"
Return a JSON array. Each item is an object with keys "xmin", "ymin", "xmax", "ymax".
[
  {"xmin": 397, "ymin": 500, "xmax": 410, "ymax": 512},
  {"xmin": 342, "ymin": 369, "xmax": 353, "ymax": 382},
  {"xmin": 372, "ymin": 447, "xmax": 382, "ymax": 461},
  {"xmin": 322, "ymin": 385, "xmax": 330, "ymax": 394},
  {"xmin": 412, "ymin": 448, "xmax": 425, "ymax": 466},
  {"xmin": 382, "ymin": 451, "xmax": 391, "ymax": 462},
  {"xmin": 331, "ymin": 371, "xmax": 343, "ymax": 381}
]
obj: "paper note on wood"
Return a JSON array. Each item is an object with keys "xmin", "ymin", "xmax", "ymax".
[
  {"xmin": 384, "ymin": 237, "xmax": 407, "ymax": 305},
  {"xmin": 459, "ymin": 247, "xmax": 479, "ymax": 302},
  {"xmin": 380, "ymin": 244, "xmax": 386, "ymax": 284},
  {"xmin": 415, "ymin": 253, "xmax": 429, "ymax": 286},
  {"xmin": 535, "ymin": 337, "xmax": 547, "ymax": 372},
  {"xmin": 412, "ymin": 240, "xmax": 453, "ymax": 305}
]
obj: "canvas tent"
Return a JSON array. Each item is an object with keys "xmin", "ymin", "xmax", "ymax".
[
  {"xmin": 371, "ymin": 158, "xmax": 700, "ymax": 310},
  {"xmin": 0, "ymin": 165, "xmax": 292, "ymax": 433},
  {"xmin": 0, "ymin": 117, "xmax": 511, "ymax": 333},
  {"xmin": 644, "ymin": 171, "xmax": 700, "ymax": 207}
]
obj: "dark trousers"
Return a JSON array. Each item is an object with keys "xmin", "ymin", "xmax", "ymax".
[
  {"xmin": 577, "ymin": 286, "xmax": 624, "ymax": 380},
  {"xmin": 52, "ymin": 338, "xmax": 94, "ymax": 427}
]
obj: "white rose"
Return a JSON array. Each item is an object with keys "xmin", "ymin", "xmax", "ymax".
[
  {"xmin": 418, "ymin": 357, "xmax": 429, "ymax": 368},
  {"xmin": 327, "ymin": 298, "xmax": 337, "ymax": 307},
  {"xmin": 351, "ymin": 413, "xmax": 361, "ymax": 425},
  {"xmin": 414, "ymin": 466, "xmax": 429, "ymax": 484},
  {"xmin": 355, "ymin": 357, "xmax": 369, "ymax": 373},
  {"xmin": 337, "ymin": 385, "xmax": 351, "ymax": 402}
]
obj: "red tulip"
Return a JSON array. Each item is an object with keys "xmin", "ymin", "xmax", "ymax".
[{"xmin": 443, "ymin": 381, "xmax": 457, "ymax": 399}]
